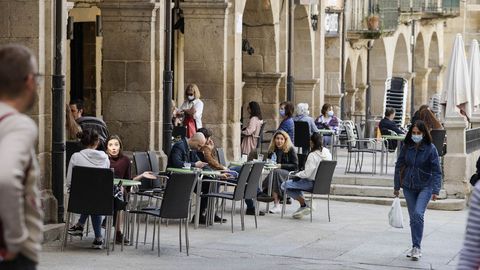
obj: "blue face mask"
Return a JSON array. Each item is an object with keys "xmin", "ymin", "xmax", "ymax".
[
  {"xmin": 279, "ymin": 109, "xmax": 286, "ymax": 117},
  {"xmin": 327, "ymin": 111, "xmax": 334, "ymax": 117},
  {"xmin": 411, "ymin": 134, "xmax": 423, "ymax": 144}
]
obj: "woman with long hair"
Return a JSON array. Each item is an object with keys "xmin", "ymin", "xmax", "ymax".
[
  {"xmin": 281, "ymin": 132, "xmax": 332, "ymax": 219},
  {"xmin": 394, "ymin": 120, "xmax": 442, "ymax": 261},
  {"xmin": 66, "ymin": 129, "xmax": 110, "ymax": 249},
  {"xmin": 315, "ymin": 103, "xmax": 340, "ymax": 145},
  {"xmin": 241, "ymin": 101, "xmax": 264, "ymax": 155},
  {"xmin": 179, "ymin": 84, "xmax": 204, "ymax": 138},
  {"xmin": 262, "ymin": 131, "xmax": 298, "ymax": 213}
]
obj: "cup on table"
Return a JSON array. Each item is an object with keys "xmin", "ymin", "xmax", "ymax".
[
  {"xmin": 241, "ymin": 154, "xmax": 248, "ymax": 163},
  {"xmin": 183, "ymin": 162, "xmax": 191, "ymax": 169},
  {"xmin": 257, "ymin": 154, "xmax": 264, "ymax": 161}
]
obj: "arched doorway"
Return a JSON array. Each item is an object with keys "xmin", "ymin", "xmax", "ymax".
[
  {"xmin": 428, "ymin": 32, "xmax": 441, "ymax": 97},
  {"xmin": 369, "ymin": 39, "xmax": 388, "ymax": 117},
  {"xmin": 241, "ymin": 0, "xmax": 281, "ymax": 132},
  {"xmin": 293, "ymin": 5, "xmax": 317, "ymax": 113},
  {"xmin": 414, "ymin": 32, "xmax": 429, "ymax": 108}
]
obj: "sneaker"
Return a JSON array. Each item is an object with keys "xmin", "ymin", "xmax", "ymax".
[
  {"xmin": 67, "ymin": 225, "xmax": 84, "ymax": 236},
  {"xmin": 292, "ymin": 205, "xmax": 311, "ymax": 219},
  {"xmin": 214, "ymin": 215, "xmax": 227, "ymax": 223},
  {"xmin": 411, "ymin": 247, "xmax": 422, "ymax": 261},
  {"xmin": 92, "ymin": 239, "xmax": 104, "ymax": 249},
  {"xmin": 406, "ymin": 248, "xmax": 413, "ymax": 258},
  {"xmin": 257, "ymin": 192, "xmax": 274, "ymax": 203},
  {"xmin": 268, "ymin": 205, "xmax": 282, "ymax": 214},
  {"xmin": 246, "ymin": 208, "xmax": 265, "ymax": 216},
  {"xmin": 115, "ymin": 232, "xmax": 130, "ymax": 245}
]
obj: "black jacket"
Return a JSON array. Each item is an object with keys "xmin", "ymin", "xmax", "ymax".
[
  {"xmin": 167, "ymin": 138, "xmax": 200, "ymax": 168},
  {"xmin": 379, "ymin": 118, "xmax": 404, "ymax": 135},
  {"xmin": 268, "ymin": 147, "xmax": 298, "ymax": 171}
]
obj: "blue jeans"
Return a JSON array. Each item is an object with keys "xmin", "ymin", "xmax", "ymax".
[
  {"xmin": 281, "ymin": 179, "xmax": 314, "ymax": 200},
  {"xmin": 403, "ymin": 187, "xmax": 432, "ymax": 249},
  {"xmin": 78, "ymin": 214, "xmax": 103, "ymax": 239}
]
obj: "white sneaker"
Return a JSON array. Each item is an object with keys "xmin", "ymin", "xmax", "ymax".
[
  {"xmin": 292, "ymin": 206, "xmax": 311, "ymax": 219},
  {"xmin": 411, "ymin": 247, "xmax": 422, "ymax": 261},
  {"xmin": 269, "ymin": 205, "xmax": 282, "ymax": 214},
  {"xmin": 406, "ymin": 248, "xmax": 413, "ymax": 258}
]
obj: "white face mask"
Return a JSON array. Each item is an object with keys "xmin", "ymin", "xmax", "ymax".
[
  {"xmin": 327, "ymin": 111, "xmax": 334, "ymax": 117},
  {"xmin": 187, "ymin": 95, "xmax": 195, "ymax": 101}
]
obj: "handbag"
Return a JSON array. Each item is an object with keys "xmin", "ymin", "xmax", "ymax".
[
  {"xmin": 184, "ymin": 116, "xmax": 196, "ymax": 138},
  {"xmin": 470, "ymin": 173, "xmax": 479, "ymax": 186}
]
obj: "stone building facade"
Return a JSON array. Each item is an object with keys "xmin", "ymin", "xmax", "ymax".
[{"xmin": 0, "ymin": 0, "xmax": 466, "ymax": 222}]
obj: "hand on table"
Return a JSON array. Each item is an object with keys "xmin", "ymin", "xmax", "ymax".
[
  {"xmin": 195, "ymin": 161, "xmax": 208, "ymax": 168},
  {"xmin": 141, "ymin": 171, "xmax": 157, "ymax": 180}
]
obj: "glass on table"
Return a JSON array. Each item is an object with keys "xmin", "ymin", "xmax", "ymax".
[
  {"xmin": 257, "ymin": 154, "xmax": 264, "ymax": 161},
  {"xmin": 183, "ymin": 162, "xmax": 191, "ymax": 169}
]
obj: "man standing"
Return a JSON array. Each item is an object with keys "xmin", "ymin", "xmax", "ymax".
[{"xmin": 0, "ymin": 44, "xmax": 43, "ymax": 270}]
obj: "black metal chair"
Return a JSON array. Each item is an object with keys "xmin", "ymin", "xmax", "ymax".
[
  {"xmin": 202, "ymin": 163, "xmax": 253, "ymax": 233},
  {"xmin": 343, "ymin": 121, "xmax": 377, "ymax": 174},
  {"xmin": 127, "ymin": 173, "xmax": 197, "ymax": 256},
  {"xmin": 281, "ymin": 160, "xmax": 337, "ymax": 222},
  {"xmin": 294, "ymin": 121, "xmax": 310, "ymax": 153},
  {"xmin": 62, "ymin": 166, "xmax": 115, "ymax": 254},
  {"xmin": 216, "ymin": 147, "xmax": 227, "ymax": 167},
  {"xmin": 430, "ymin": 129, "xmax": 446, "ymax": 157},
  {"xmin": 244, "ymin": 162, "xmax": 265, "ymax": 229}
]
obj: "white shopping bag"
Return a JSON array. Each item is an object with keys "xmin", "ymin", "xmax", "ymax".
[{"xmin": 388, "ymin": 197, "xmax": 404, "ymax": 228}]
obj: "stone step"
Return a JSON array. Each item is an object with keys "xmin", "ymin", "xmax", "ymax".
[
  {"xmin": 43, "ymin": 223, "xmax": 65, "ymax": 244},
  {"xmin": 331, "ymin": 184, "xmax": 447, "ymax": 199},
  {"xmin": 333, "ymin": 174, "xmax": 394, "ymax": 187},
  {"xmin": 313, "ymin": 195, "xmax": 466, "ymax": 211}
]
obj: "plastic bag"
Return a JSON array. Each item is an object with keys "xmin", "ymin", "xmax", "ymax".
[{"xmin": 388, "ymin": 197, "xmax": 404, "ymax": 228}]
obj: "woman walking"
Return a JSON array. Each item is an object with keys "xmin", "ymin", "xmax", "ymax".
[{"xmin": 394, "ymin": 120, "xmax": 442, "ymax": 261}]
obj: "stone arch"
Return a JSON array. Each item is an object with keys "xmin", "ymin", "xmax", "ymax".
[
  {"xmin": 344, "ymin": 58, "xmax": 354, "ymax": 119},
  {"xmin": 414, "ymin": 32, "xmax": 429, "ymax": 107},
  {"xmin": 370, "ymin": 39, "xmax": 388, "ymax": 116},
  {"xmin": 354, "ymin": 54, "xmax": 366, "ymax": 117},
  {"xmin": 392, "ymin": 34, "xmax": 410, "ymax": 76},
  {"xmin": 428, "ymin": 31, "xmax": 441, "ymax": 97},
  {"xmin": 293, "ymin": 5, "xmax": 313, "ymax": 79},
  {"xmin": 241, "ymin": 0, "xmax": 282, "ymax": 132}
]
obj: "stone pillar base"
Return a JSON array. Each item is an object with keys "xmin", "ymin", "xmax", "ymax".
[{"xmin": 294, "ymin": 79, "xmax": 320, "ymax": 112}]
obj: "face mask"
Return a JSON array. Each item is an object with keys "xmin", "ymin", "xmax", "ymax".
[
  {"xmin": 411, "ymin": 134, "xmax": 423, "ymax": 144},
  {"xmin": 327, "ymin": 111, "xmax": 334, "ymax": 117},
  {"xmin": 279, "ymin": 109, "xmax": 286, "ymax": 117},
  {"xmin": 187, "ymin": 95, "xmax": 195, "ymax": 101}
]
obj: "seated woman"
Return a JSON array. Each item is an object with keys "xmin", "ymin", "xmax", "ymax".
[
  {"xmin": 262, "ymin": 131, "xmax": 298, "ymax": 214},
  {"xmin": 379, "ymin": 108, "xmax": 405, "ymax": 151},
  {"xmin": 278, "ymin": 101, "xmax": 295, "ymax": 142},
  {"xmin": 66, "ymin": 129, "xmax": 110, "ymax": 249},
  {"xmin": 281, "ymin": 132, "xmax": 332, "ymax": 219},
  {"xmin": 315, "ymin": 103, "xmax": 340, "ymax": 146},
  {"xmin": 105, "ymin": 135, "xmax": 156, "ymax": 244}
]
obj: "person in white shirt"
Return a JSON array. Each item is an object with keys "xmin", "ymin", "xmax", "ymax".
[
  {"xmin": 180, "ymin": 84, "xmax": 204, "ymax": 137},
  {"xmin": 281, "ymin": 132, "xmax": 332, "ymax": 219}
]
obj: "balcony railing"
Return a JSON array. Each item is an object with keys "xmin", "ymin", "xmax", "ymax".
[
  {"xmin": 400, "ymin": 0, "xmax": 424, "ymax": 12},
  {"xmin": 347, "ymin": 0, "xmax": 399, "ymax": 39},
  {"xmin": 425, "ymin": 0, "xmax": 460, "ymax": 15}
]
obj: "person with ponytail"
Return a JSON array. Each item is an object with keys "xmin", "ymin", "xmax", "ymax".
[{"xmin": 65, "ymin": 128, "xmax": 110, "ymax": 249}]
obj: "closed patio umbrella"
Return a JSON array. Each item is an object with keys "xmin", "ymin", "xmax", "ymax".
[
  {"xmin": 469, "ymin": 39, "xmax": 480, "ymax": 113},
  {"xmin": 441, "ymin": 34, "xmax": 472, "ymax": 119}
]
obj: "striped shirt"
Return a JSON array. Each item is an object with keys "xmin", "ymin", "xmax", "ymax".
[{"xmin": 458, "ymin": 182, "xmax": 480, "ymax": 270}]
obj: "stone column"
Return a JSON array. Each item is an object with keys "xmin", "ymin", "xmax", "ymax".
[
  {"xmin": 443, "ymin": 117, "xmax": 470, "ymax": 202},
  {"xmin": 99, "ymin": 1, "xmax": 160, "ymax": 151},
  {"xmin": 354, "ymin": 84, "xmax": 367, "ymax": 117},
  {"xmin": 294, "ymin": 79, "xmax": 320, "ymax": 113},
  {"xmin": 182, "ymin": 1, "xmax": 233, "ymax": 156},
  {"xmin": 369, "ymin": 79, "xmax": 386, "ymax": 117},
  {"xmin": 413, "ymin": 67, "xmax": 431, "ymax": 108},
  {"xmin": 243, "ymin": 72, "xmax": 285, "ymax": 133},
  {"xmin": 344, "ymin": 86, "xmax": 358, "ymax": 120}
]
